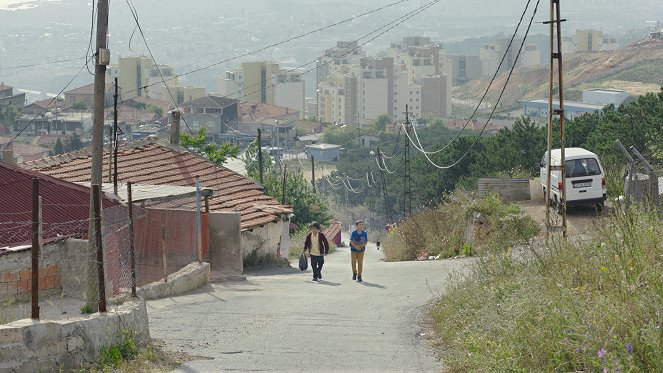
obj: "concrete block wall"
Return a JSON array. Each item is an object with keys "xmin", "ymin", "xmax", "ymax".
[
  {"xmin": 0, "ymin": 238, "xmax": 88, "ymax": 303},
  {"xmin": 0, "ymin": 264, "xmax": 61, "ymax": 299},
  {"xmin": 0, "ymin": 298, "xmax": 150, "ymax": 372},
  {"xmin": 477, "ymin": 178, "xmax": 532, "ymax": 202}
]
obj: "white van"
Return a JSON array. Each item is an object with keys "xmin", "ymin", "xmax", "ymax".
[{"xmin": 540, "ymin": 148, "xmax": 607, "ymax": 213}]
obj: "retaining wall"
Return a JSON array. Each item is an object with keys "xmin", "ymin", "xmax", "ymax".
[{"xmin": 0, "ymin": 298, "xmax": 149, "ymax": 372}]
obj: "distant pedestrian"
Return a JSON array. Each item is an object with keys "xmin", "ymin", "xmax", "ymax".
[
  {"xmin": 350, "ymin": 220, "xmax": 368, "ymax": 282},
  {"xmin": 303, "ymin": 221, "xmax": 330, "ymax": 281}
]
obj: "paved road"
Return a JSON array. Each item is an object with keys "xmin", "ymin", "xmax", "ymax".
[{"xmin": 147, "ymin": 242, "xmax": 472, "ymax": 372}]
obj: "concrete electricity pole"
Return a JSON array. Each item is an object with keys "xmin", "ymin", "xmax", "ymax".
[{"xmin": 88, "ymin": 0, "xmax": 110, "ymax": 311}]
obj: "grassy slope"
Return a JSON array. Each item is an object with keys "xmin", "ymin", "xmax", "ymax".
[{"xmin": 430, "ymin": 207, "xmax": 662, "ymax": 372}]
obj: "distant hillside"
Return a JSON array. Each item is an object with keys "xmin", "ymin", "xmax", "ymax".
[{"xmin": 455, "ymin": 39, "xmax": 663, "ymax": 108}]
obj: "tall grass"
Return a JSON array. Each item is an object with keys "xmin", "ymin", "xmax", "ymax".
[
  {"xmin": 430, "ymin": 205, "xmax": 663, "ymax": 372},
  {"xmin": 382, "ymin": 191, "xmax": 539, "ymax": 261}
]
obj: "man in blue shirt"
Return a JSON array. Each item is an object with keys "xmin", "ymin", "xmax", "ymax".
[{"xmin": 350, "ymin": 220, "xmax": 368, "ymax": 282}]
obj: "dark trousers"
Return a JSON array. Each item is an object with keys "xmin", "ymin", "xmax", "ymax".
[{"xmin": 311, "ymin": 255, "xmax": 324, "ymax": 278}]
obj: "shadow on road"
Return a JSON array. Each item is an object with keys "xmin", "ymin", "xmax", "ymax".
[
  {"xmin": 317, "ymin": 280, "xmax": 341, "ymax": 286},
  {"xmin": 358, "ymin": 281, "xmax": 386, "ymax": 289},
  {"xmin": 244, "ymin": 266, "xmax": 300, "ymax": 276}
]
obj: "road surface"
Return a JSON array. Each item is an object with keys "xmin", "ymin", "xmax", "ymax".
[{"xmin": 147, "ymin": 242, "xmax": 472, "ymax": 372}]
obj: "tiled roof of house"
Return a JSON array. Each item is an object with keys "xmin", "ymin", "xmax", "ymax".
[
  {"xmin": 29, "ymin": 98, "xmax": 67, "ymax": 110},
  {"xmin": 13, "ymin": 143, "xmax": 51, "ymax": 157},
  {"xmin": 65, "ymin": 81, "xmax": 114, "ymax": 96},
  {"xmin": 22, "ymin": 138, "xmax": 291, "ymax": 229},
  {"xmin": 0, "ymin": 162, "xmax": 120, "ymax": 250},
  {"xmin": 182, "ymin": 95, "xmax": 237, "ymax": 109}
]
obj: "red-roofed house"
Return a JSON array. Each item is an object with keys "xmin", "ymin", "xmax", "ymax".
[
  {"xmin": 22, "ymin": 98, "xmax": 68, "ymax": 115},
  {"xmin": 236, "ymin": 102, "xmax": 298, "ymax": 148},
  {"xmin": 0, "ymin": 162, "xmax": 120, "ymax": 248},
  {"xmin": 21, "ymin": 137, "xmax": 293, "ymax": 260}
]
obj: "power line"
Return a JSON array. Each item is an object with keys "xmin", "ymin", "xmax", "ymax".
[
  {"xmin": 0, "ymin": 57, "xmax": 87, "ymax": 71},
  {"xmin": 217, "ymin": 0, "xmax": 440, "ymax": 117},
  {"xmin": 404, "ymin": 0, "xmax": 542, "ymax": 170},
  {"xmin": 409, "ymin": 0, "xmax": 535, "ymax": 156},
  {"xmin": 2, "ymin": 56, "xmax": 93, "ymax": 149},
  {"xmin": 121, "ymin": 0, "xmax": 412, "ymax": 97},
  {"xmin": 124, "ymin": 0, "xmax": 194, "ymax": 135}
]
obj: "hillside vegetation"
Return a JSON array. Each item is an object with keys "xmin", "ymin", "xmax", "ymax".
[
  {"xmin": 455, "ymin": 39, "xmax": 663, "ymax": 108},
  {"xmin": 431, "ymin": 206, "xmax": 662, "ymax": 372}
]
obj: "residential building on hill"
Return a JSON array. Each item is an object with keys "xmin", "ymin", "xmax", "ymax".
[
  {"xmin": 0, "ymin": 83, "xmax": 26, "ymax": 112},
  {"xmin": 219, "ymin": 61, "xmax": 305, "ymax": 118},
  {"xmin": 107, "ymin": 56, "xmax": 205, "ymax": 107},
  {"xmin": 181, "ymin": 95, "xmax": 239, "ymax": 137},
  {"xmin": 479, "ymin": 37, "xmax": 540, "ymax": 76}
]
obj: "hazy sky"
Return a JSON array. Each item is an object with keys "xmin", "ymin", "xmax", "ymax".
[{"xmin": 1, "ymin": 0, "xmax": 661, "ymax": 99}]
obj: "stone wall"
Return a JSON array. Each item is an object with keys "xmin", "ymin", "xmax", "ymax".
[
  {"xmin": 0, "ymin": 298, "xmax": 149, "ymax": 372},
  {"xmin": 241, "ymin": 220, "xmax": 289, "ymax": 259}
]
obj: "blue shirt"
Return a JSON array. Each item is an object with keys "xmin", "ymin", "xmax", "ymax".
[{"xmin": 350, "ymin": 230, "xmax": 368, "ymax": 252}]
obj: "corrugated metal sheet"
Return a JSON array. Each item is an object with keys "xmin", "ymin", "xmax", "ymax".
[
  {"xmin": 0, "ymin": 162, "xmax": 119, "ymax": 250},
  {"xmin": 22, "ymin": 138, "xmax": 292, "ymax": 229}
]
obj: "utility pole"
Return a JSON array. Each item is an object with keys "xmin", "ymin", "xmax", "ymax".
[
  {"xmin": 311, "ymin": 156, "xmax": 316, "ymax": 193},
  {"xmin": 113, "ymin": 77, "xmax": 118, "ymax": 195},
  {"xmin": 403, "ymin": 105, "xmax": 412, "ymax": 218},
  {"xmin": 282, "ymin": 165, "xmax": 287, "ymax": 204},
  {"xmin": 377, "ymin": 146, "xmax": 391, "ymax": 224},
  {"xmin": 544, "ymin": 0, "xmax": 567, "ymax": 239},
  {"xmin": 88, "ymin": 0, "xmax": 110, "ymax": 312},
  {"xmin": 257, "ymin": 129, "xmax": 264, "ymax": 185}
]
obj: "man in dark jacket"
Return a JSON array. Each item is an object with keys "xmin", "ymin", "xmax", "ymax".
[{"xmin": 303, "ymin": 221, "xmax": 330, "ymax": 281}]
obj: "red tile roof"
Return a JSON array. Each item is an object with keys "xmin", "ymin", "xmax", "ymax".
[
  {"xmin": 0, "ymin": 162, "xmax": 120, "ymax": 250},
  {"xmin": 22, "ymin": 138, "xmax": 291, "ymax": 229}
]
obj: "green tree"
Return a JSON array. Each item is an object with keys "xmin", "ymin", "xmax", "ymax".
[
  {"xmin": 179, "ymin": 128, "xmax": 239, "ymax": 165},
  {"xmin": 54, "ymin": 138, "xmax": 65, "ymax": 155},
  {"xmin": 1, "ymin": 106, "xmax": 19, "ymax": 130},
  {"xmin": 321, "ymin": 125, "xmax": 359, "ymax": 149},
  {"xmin": 71, "ymin": 102, "xmax": 87, "ymax": 110},
  {"xmin": 67, "ymin": 134, "xmax": 83, "ymax": 151},
  {"xmin": 371, "ymin": 114, "xmax": 390, "ymax": 132},
  {"xmin": 244, "ymin": 140, "xmax": 331, "ymax": 227}
]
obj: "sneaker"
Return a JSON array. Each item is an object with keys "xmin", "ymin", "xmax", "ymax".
[
  {"xmin": 313, "ymin": 277, "xmax": 318, "ymax": 281},
  {"xmin": 318, "ymin": 273, "xmax": 322, "ymax": 280},
  {"xmin": 352, "ymin": 273, "xmax": 357, "ymax": 281},
  {"xmin": 357, "ymin": 275, "xmax": 363, "ymax": 282}
]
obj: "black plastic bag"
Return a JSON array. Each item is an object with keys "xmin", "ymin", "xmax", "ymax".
[{"xmin": 298, "ymin": 253, "xmax": 308, "ymax": 271}]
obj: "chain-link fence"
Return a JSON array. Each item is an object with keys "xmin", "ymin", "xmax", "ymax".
[{"xmin": 1, "ymin": 188, "xmax": 205, "ymax": 324}]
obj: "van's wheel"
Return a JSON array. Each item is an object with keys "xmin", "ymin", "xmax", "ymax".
[{"xmin": 596, "ymin": 202, "xmax": 604, "ymax": 213}]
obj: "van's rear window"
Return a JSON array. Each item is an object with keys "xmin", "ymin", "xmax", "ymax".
[{"xmin": 566, "ymin": 158, "xmax": 601, "ymax": 178}]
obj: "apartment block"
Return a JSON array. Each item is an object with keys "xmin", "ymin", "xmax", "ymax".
[
  {"xmin": 107, "ymin": 56, "xmax": 205, "ymax": 107},
  {"xmin": 448, "ymin": 55, "xmax": 482, "ymax": 86},
  {"xmin": 479, "ymin": 37, "xmax": 540, "ymax": 76},
  {"xmin": 316, "ymin": 37, "xmax": 453, "ymax": 126},
  {"xmin": 219, "ymin": 61, "xmax": 305, "ymax": 119}
]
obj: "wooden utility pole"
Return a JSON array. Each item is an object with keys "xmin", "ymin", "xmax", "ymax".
[
  {"xmin": 544, "ymin": 0, "xmax": 568, "ymax": 238},
  {"xmin": 403, "ymin": 105, "xmax": 412, "ymax": 218},
  {"xmin": 127, "ymin": 181, "xmax": 136, "ymax": 298},
  {"xmin": 92, "ymin": 184, "xmax": 107, "ymax": 312},
  {"xmin": 377, "ymin": 146, "xmax": 391, "ymax": 224},
  {"xmin": 31, "ymin": 178, "xmax": 40, "ymax": 319},
  {"xmin": 257, "ymin": 129, "xmax": 264, "ymax": 185},
  {"xmin": 282, "ymin": 165, "xmax": 287, "ymax": 204},
  {"xmin": 311, "ymin": 156, "xmax": 316, "ymax": 193},
  {"xmin": 88, "ymin": 0, "xmax": 110, "ymax": 311},
  {"xmin": 113, "ymin": 77, "xmax": 119, "ymax": 195}
]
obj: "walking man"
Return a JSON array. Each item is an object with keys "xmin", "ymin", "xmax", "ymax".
[
  {"xmin": 303, "ymin": 222, "xmax": 330, "ymax": 281},
  {"xmin": 350, "ymin": 220, "xmax": 368, "ymax": 282}
]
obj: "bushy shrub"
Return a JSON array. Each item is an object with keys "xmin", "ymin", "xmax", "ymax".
[{"xmin": 382, "ymin": 191, "xmax": 539, "ymax": 261}]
